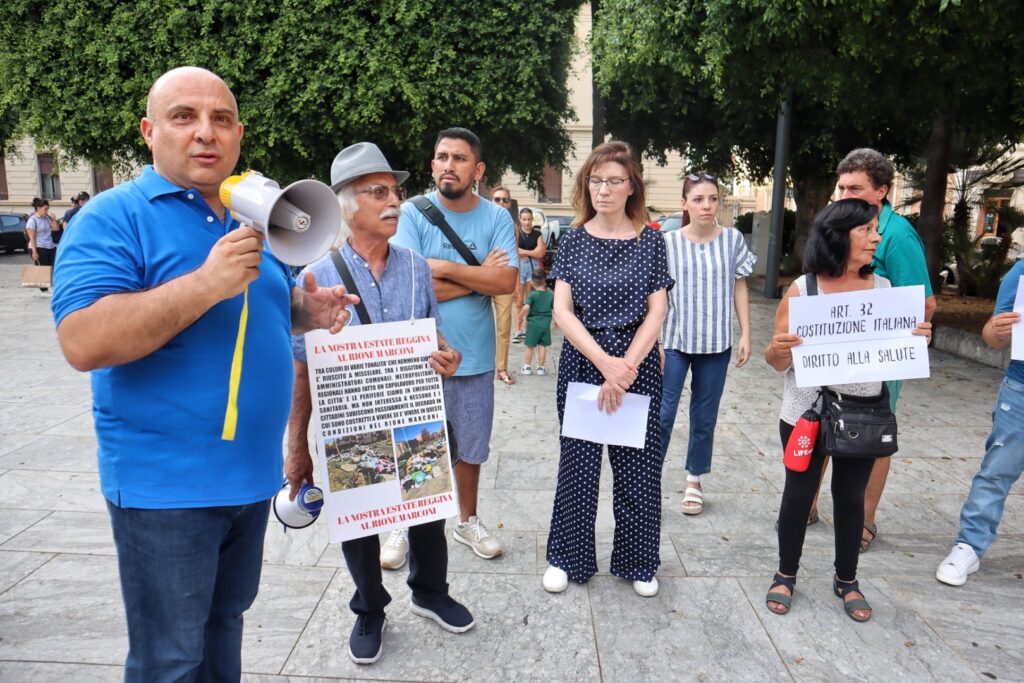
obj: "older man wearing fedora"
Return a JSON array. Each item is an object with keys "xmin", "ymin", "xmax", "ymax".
[{"xmin": 286, "ymin": 142, "xmax": 473, "ymax": 665}]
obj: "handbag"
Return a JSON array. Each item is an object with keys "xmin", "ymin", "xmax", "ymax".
[{"xmin": 817, "ymin": 385, "xmax": 898, "ymax": 458}]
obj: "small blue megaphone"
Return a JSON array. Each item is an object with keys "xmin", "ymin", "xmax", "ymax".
[{"xmin": 271, "ymin": 481, "xmax": 324, "ymax": 529}]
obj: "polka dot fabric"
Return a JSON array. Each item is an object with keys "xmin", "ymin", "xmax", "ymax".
[{"xmin": 546, "ymin": 227, "xmax": 674, "ymax": 583}]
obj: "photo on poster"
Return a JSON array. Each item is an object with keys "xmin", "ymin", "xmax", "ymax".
[
  {"xmin": 393, "ymin": 420, "xmax": 452, "ymax": 502},
  {"xmin": 324, "ymin": 430, "xmax": 398, "ymax": 493}
]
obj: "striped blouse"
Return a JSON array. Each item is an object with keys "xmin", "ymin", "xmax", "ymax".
[{"xmin": 660, "ymin": 227, "xmax": 756, "ymax": 354}]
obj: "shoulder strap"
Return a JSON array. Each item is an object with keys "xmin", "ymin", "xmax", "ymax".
[
  {"xmin": 329, "ymin": 250, "xmax": 372, "ymax": 325},
  {"xmin": 410, "ymin": 195, "xmax": 481, "ymax": 267},
  {"xmin": 806, "ymin": 272, "xmax": 818, "ymax": 296}
]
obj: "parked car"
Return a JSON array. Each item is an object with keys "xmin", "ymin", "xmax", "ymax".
[
  {"xmin": 0, "ymin": 213, "xmax": 29, "ymax": 253},
  {"xmin": 656, "ymin": 212, "xmax": 685, "ymax": 232}
]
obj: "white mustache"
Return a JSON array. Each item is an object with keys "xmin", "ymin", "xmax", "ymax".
[{"xmin": 380, "ymin": 208, "xmax": 400, "ymax": 220}]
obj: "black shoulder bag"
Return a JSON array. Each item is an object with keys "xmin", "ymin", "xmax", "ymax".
[
  {"xmin": 806, "ymin": 273, "xmax": 899, "ymax": 458},
  {"xmin": 410, "ymin": 195, "xmax": 480, "ymax": 266}
]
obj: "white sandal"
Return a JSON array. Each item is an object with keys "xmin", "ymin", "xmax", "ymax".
[{"xmin": 682, "ymin": 474, "xmax": 703, "ymax": 515}]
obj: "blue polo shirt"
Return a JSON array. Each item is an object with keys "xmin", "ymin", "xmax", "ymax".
[
  {"xmin": 291, "ymin": 241, "xmax": 441, "ymax": 362},
  {"xmin": 994, "ymin": 260, "xmax": 1024, "ymax": 385},
  {"xmin": 392, "ymin": 192, "xmax": 516, "ymax": 376},
  {"xmin": 51, "ymin": 166, "xmax": 295, "ymax": 509}
]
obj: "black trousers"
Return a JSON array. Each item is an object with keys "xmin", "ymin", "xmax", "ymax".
[
  {"xmin": 342, "ymin": 518, "xmax": 448, "ymax": 616},
  {"xmin": 777, "ymin": 420, "xmax": 876, "ymax": 580}
]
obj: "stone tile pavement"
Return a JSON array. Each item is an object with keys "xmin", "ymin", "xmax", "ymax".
[{"xmin": 0, "ymin": 258, "xmax": 1021, "ymax": 682}]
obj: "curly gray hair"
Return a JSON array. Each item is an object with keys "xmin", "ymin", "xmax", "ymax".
[{"xmin": 836, "ymin": 148, "xmax": 894, "ymax": 196}]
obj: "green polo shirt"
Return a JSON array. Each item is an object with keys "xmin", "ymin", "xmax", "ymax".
[{"xmin": 873, "ymin": 202, "xmax": 933, "ymax": 296}]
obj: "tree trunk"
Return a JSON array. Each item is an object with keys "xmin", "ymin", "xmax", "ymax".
[
  {"xmin": 918, "ymin": 114, "xmax": 953, "ymax": 294},
  {"xmin": 591, "ymin": 0, "xmax": 604, "ymax": 149},
  {"xmin": 790, "ymin": 171, "xmax": 835, "ymax": 265}
]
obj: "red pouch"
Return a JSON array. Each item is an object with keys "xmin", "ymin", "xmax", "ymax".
[{"xmin": 784, "ymin": 409, "xmax": 820, "ymax": 472}]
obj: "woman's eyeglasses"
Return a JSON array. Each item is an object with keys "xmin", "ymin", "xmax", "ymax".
[
  {"xmin": 492, "ymin": 196, "xmax": 512, "ymax": 204},
  {"xmin": 686, "ymin": 172, "xmax": 718, "ymax": 183},
  {"xmin": 355, "ymin": 184, "xmax": 407, "ymax": 201},
  {"xmin": 586, "ymin": 176, "xmax": 630, "ymax": 189}
]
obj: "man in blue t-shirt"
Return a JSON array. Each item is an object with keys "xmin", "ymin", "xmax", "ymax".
[
  {"xmin": 51, "ymin": 67, "xmax": 357, "ymax": 681},
  {"xmin": 936, "ymin": 260, "xmax": 1024, "ymax": 586},
  {"xmin": 392, "ymin": 127, "xmax": 517, "ymax": 561},
  {"xmin": 59, "ymin": 191, "xmax": 90, "ymax": 233}
]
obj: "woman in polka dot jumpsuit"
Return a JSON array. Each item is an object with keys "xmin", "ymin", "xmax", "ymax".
[{"xmin": 542, "ymin": 141, "xmax": 673, "ymax": 597}]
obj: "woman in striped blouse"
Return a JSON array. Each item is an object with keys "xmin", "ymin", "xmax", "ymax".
[{"xmin": 658, "ymin": 173, "xmax": 755, "ymax": 515}]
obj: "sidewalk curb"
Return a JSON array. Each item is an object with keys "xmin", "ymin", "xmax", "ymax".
[{"xmin": 933, "ymin": 325, "xmax": 1009, "ymax": 369}]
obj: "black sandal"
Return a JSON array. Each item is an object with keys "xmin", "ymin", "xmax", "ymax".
[
  {"xmin": 766, "ymin": 572, "xmax": 796, "ymax": 615},
  {"xmin": 833, "ymin": 576, "xmax": 872, "ymax": 622}
]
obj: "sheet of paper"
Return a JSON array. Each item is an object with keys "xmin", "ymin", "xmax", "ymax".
[
  {"xmin": 788, "ymin": 284, "xmax": 930, "ymax": 387},
  {"xmin": 560, "ymin": 381, "xmax": 651, "ymax": 449},
  {"xmin": 1012, "ymin": 277, "xmax": 1024, "ymax": 361}
]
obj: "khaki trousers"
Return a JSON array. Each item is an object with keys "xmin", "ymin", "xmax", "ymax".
[{"xmin": 493, "ymin": 294, "xmax": 513, "ymax": 373}]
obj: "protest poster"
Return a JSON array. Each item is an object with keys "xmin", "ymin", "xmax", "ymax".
[
  {"xmin": 304, "ymin": 318, "xmax": 457, "ymax": 543},
  {"xmin": 1012, "ymin": 277, "xmax": 1024, "ymax": 361},
  {"xmin": 788, "ymin": 284, "xmax": 929, "ymax": 387}
]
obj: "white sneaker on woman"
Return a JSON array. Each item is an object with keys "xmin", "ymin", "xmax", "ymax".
[
  {"xmin": 543, "ymin": 565, "xmax": 569, "ymax": 593},
  {"xmin": 633, "ymin": 576, "xmax": 659, "ymax": 597}
]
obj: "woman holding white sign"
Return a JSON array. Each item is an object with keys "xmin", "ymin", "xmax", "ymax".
[
  {"xmin": 763, "ymin": 198, "xmax": 930, "ymax": 622},
  {"xmin": 658, "ymin": 172, "xmax": 755, "ymax": 515},
  {"xmin": 542, "ymin": 141, "xmax": 672, "ymax": 598}
]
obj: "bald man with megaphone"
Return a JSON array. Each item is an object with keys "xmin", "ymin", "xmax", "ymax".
[{"xmin": 50, "ymin": 66, "xmax": 359, "ymax": 681}]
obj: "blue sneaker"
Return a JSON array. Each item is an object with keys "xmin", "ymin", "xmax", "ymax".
[
  {"xmin": 410, "ymin": 594, "xmax": 475, "ymax": 633},
  {"xmin": 348, "ymin": 612, "xmax": 387, "ymax": 664}
]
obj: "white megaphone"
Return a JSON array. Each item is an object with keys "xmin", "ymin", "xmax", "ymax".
[
  {"xmin": 219, "ymin": 171, "xmax": 341, "ymax": 266},
  {"xmin": 272, "ymin": 481, "xmax": 324, "ymax": 529}
]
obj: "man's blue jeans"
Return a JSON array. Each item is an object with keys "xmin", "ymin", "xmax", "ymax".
[
  {"xmin": 107, "ymin": 499, "xmax": 270, "ymax": 682},
  {"xmin": 658, "ymin": 348, "xmax": 731, "ymax": 475},
  {"xmin": 957, "ymin": 377, "xmax": 1024, "ymax": 556}
]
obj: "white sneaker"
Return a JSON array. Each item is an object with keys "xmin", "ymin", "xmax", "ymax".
[
  {"xmin": 521, "ymin": 364, "xmax": 532, "ymax": 376},
  {"xmin": 542, "ymin": 565, "xmax": 568, "ymax": 593},
  {"xmin": 535, "ymin": 366, "xmax": 546, "ymax": 376},
  {"xmin": 633, "ymin": 576, "xmax": 659, "ymax": 597},
  {"xmin": 936, "ymin": 542, "xmax": 980, "ymax": 586},
  {"xmin": 453, "ymin": 516, "xmax": 502, "ymax": 559},
  {"xmin": 379, "ymin": 528, "xmax": 409, "ymax": 570}
]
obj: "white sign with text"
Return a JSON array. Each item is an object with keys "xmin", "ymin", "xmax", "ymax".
[
  {"xmin": 1011, "ymin": 278, "xmax": 1024, "ymax": 361},
  {"xmin": 788, "ymin": 284, "xmax": 929, "ymax": 387},
  {"xmin": 305, "ymin": 319, "xmax": 458, "ymax": 543}
]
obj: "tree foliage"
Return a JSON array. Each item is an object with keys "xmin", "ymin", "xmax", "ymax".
[
  {"xmin": 592, "ymin": 0, "xmax": 1024, "ymax": 275},
  {"xmin": 0, "ymin": 0, "xmax": 583, "ymax": 191}
]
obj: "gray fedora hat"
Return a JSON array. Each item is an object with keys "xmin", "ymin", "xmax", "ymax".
[{"xmin": 330, "ymin": 142, "xmax": 410, "ymax": 192}]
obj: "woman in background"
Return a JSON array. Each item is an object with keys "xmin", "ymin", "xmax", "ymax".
[{"xmin": 658, "ymin": 172, "xmax": 754, "ymax": 515}]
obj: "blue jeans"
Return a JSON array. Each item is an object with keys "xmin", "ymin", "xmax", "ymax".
[
  {"xmin": 107, "ymin": 499, "xmax": 270, "ymax": 683},
  {"xmin": 956, "ymin": 377, "xmax": 1024, "ymax": 556},
  {"xmin": 659, "ymin": 348, "xmax": 731, "ymax": 475}
]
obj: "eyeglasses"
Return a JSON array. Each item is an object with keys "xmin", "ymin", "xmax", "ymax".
[
  {"xmin": 492, "ymin": 196, "xmax": 511, "ymax": 204},
  {"xmin": 586, "ymin": 176, "xmax": 630, "ymax": 189},
  {"xmin": 355, "ymin": 184, "xmax": 407, "ymax": 201},
  {"xmin": 686, "ymin": 172, "xmax": 718, "ymax": 183}
]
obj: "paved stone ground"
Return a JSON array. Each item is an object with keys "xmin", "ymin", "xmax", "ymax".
[{"xmin": 0, "ymin": 255, "xmax": 1021, "ymax": 683}]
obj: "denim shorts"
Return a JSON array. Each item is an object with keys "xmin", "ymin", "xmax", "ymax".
[{"xmin": 442, "ymin": 371, "xmax": 494, "ymax": 464}]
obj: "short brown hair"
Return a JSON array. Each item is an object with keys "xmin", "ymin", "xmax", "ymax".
[{"xmin": 571, "ymin": 141, "xmax": 648, "ymax": 234}]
